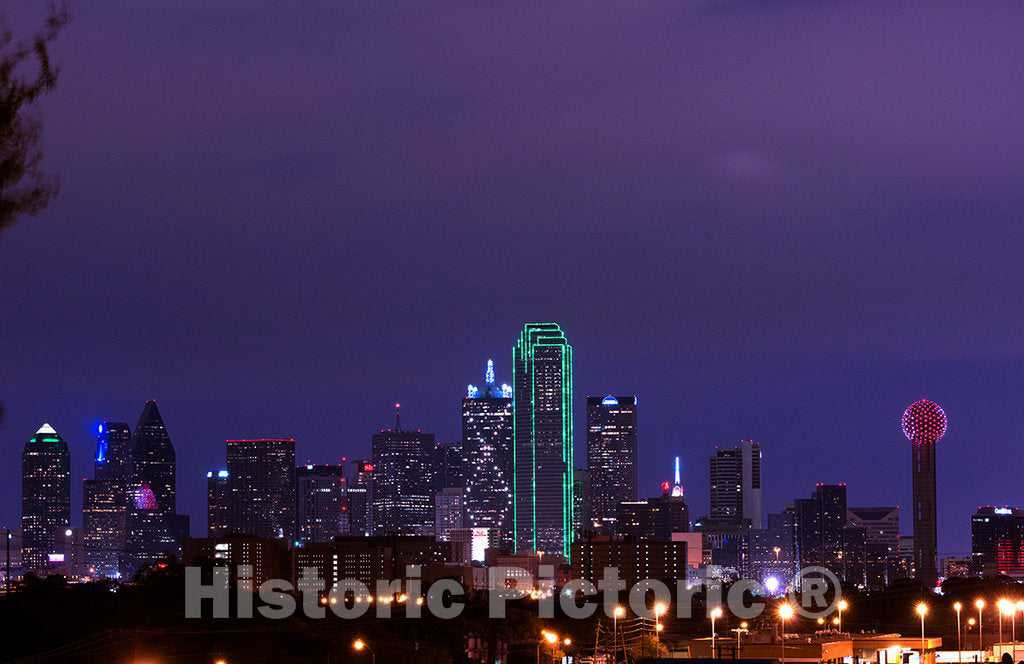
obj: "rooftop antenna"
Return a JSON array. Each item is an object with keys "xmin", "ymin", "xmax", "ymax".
[
  {"xmin": 672, "ymin": 456, "xmax": 684, "ymax": 497},
  {"xmin": 394, "ymin": 403, "xmax": 401, "ymax": 431},
  {"xmin": 485, "ymin": 359, "xmax": 495, "ymax": 385}
]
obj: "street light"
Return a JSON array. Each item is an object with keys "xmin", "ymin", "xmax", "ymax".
[
  {"xmin": 999, "ymin": 599, "xmax": 1012, "ymax": 645},
  {"xmin": 837, "ymin": 599, "xmax": 848, "ymax": 633},
  {"xmin": 954, "ymin": 601, "xmax": 962, "ymax": 664},
  {"xmin": 613, "ymin": 605, "xmax": 625, "ymax": 662},
  {"xmin": 538, "ymin": 630, "xmax": 558, "ymax": 664},
  {"xmin": 733, "ymin": 621, "xmax": 749, "ymax": 657},
  {"xmin": 779, "ymin": 603, "xmax": 795, "ymax": 664},
  {"xmin": 710, "ymin": 607, "xmax": 724, "ymax": 659},
  {"xmin": 655, "ymin": 602, "xmax": 668, "ymax": 641},
  {"xmin": 353, "ymin": 639, "xmax": 375, "ymax": 664},
  {"xmin": 917, "ymin": 604, "xmax": 928, "ymax": 664},
  {"xmin": 976, "ymin": 599, "xmax": 985, "ymax": 661}
]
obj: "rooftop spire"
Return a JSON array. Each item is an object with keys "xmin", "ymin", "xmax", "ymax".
[
  {"xmin": 485, "ymin": 359, "xmax": 495, "ymax": 385},
  {"xmin": 672, "ymin": 456, "xmax": 683, "ymax": 497},
  {"xmin": 394, "ymin": 402, "xmax": 401, "ymax": 430}
]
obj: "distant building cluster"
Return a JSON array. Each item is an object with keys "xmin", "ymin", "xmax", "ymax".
[{"xmin": 8, "ymin": 323, "xmax": 1016, "ymax": 593}]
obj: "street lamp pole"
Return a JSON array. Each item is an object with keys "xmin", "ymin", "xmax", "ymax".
[
  {"xmin": 917, "ymin": 604, "xmax": 928, "ymax": 664},
  {"xmin": 954, "ymin": 602, "xmax": 962, "ymax": 664},
  {"xmin": 710, "ymin": 607, "xmax": 723, "ymax": 659},
  {"xmin": 613, "ymin": 605, "xmax": 624, "ymax": 663},
  {"xmin": 779, "ymin": 604, "xmax": 794, "ymax": 664},
  {"xmin": 977, "ymin": 600, "xmax": 985, "ymax": 663}
]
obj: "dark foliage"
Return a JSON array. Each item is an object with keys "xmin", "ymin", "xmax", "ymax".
[{"xmin": 0, "ymin": 2, "xmax": 69, "ymax": 236}]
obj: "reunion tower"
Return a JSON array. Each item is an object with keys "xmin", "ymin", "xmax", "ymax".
[{"xmin": 902, "ymin": 398, "xmax": 947, "ymax": 587}]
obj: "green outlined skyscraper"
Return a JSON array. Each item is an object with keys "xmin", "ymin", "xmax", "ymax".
[{"xmin": 513, "ymin": 323, "xmax": 573, "ymax": 558}]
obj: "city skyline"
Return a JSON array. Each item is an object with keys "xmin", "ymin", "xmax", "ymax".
[
  {"xmin": 3, "ymin": 0, "xmax": 1024, "ymax": 565},
  {"xmin": 2, "ymin": 347, "xmax": 1008, "ymax": 560}
]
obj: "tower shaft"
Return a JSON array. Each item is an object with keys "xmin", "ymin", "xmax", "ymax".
[{"xmin": 911, "ymin": 440, "xmax": 938, "ymax": 586}]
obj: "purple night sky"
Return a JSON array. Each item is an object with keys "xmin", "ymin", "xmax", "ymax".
[{"xmin": 2, "ymin": 1, "xmax": 1022, "ymax": 558}]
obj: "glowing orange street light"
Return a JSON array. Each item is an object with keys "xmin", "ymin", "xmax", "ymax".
[
  {"xmin": 837, "ymin": 599, "xmax": 849, "ymax": 632},
  {"xmin": 779, "ymin": 604, "xmax": 795, "ymax": 664},
  {"xmin": 976, "ymin": 599, "xmax": 985, "ymax": 657},
  {"xmin": 655, "ymin": 602, "xmax": 668, "ymax": 640},
  {"xmin": 710, "ymin": 607, "xmax": 724, "ymax": 658},
  {"xmin": 917, "ymin": 604, "xmax": 928, "ymax": 662}
]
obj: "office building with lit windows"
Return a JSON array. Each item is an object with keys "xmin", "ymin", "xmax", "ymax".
[
  {"xmin": 513, "ymin": 322, "xmax": 573, "ymax": 558},
  {"xmin": 371, "ymin": 409, "xmax": 435, "ymax": 536},
  {"xmin": 206, "ymin": 470, "xmax": 230, "ymax": 537},
  {"xmin": 21, "ymin": 423, "xmax": 71, "ymax": 574},
  {"xmin": 709, "ymin": 439, "xmax": 762, "ymax": 527},
  {"xmin": 347, "ymin": 459, "xmax": 375, "ymax": 537},
  {"xmin": 463, "ymin": 359, "xmax": 514, "ymax": 545},
  {"xmin": 124, "ymin": 401, "xmax": 188, "ymax": 576},
  {"xmin": 225, "ymin": 438, "xmax": 296, "ymax": 541},
  {"xmin": 83, "ymin": 421, "xmax": 132, "ymax": 578},
  {"xmin": 296, "ymin": 464, "xmax": 348, "ymax": 544},
  {"xmin": 971, "ymin": 506, "xmax": 1024, "ymax": 578},
  {"xmin": 586, "ymin": 395, "xmax": 637, "ymax": 534}
]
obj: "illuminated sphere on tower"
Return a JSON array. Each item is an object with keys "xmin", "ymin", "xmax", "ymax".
[{"xmin": 901, "ymin": 399, "xmax": 947, "ymax": 443}]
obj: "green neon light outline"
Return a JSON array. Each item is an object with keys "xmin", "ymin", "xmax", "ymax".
[{"xmin": 512, "ymin": 322, "xmax": 573, "ymax": 560}]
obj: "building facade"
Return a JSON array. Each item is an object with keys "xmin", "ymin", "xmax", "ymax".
[
  {"xmin": 586, "ymin": 395, "xmax": 637, "ymax": 534},
  {"xmin": 709, "ymin": 440, "xmax": 762, "ymax": 527},
  {"xmin": 435, "ymin": 487, "xmax": 465, "ymax": 541},
  {"xmin": 847, "ymin": 506, "xmax": 900, "ymax": 588},
  {"xmin": 225, "ymin": 438, "xmax": 296, "ymax": 541},
  {"xmin": 462, "ymin": 360, "xmax": 514, "ymax": 546},
  {"xmin": 206, "ymin": 470, "xmax": 230, "ymax": 537},
  {"xmin": 971, "ymin": 506, "xmax": 1024, "ymax": 578},
  {"xmin": 793, "ymin": 484, "xmax": 847, "ymax": 579},
  {"xmin": 296, "ymin": 464, "xmax": 348, "ymax": 544},
  {"xmin": 347, "ymin": 459, "xmax": 375, "ymax": 537},
  {"xmin": 83, "ymin": 421, "xmax": 132, "ymax": 578},
  {"xmin": 21, "ymin": 423, "xmax": 71, "ymax": 575},
  {"xmin": 371, "ymin": 412, "xmax": 435, "ymax": 536},
  {"xmin": 125, "ymin": 401, "xmax": 186, "ymax": 575},
  {"xmin": 513, "ymin": 322, "xmax": 573, "ymax": 557}
]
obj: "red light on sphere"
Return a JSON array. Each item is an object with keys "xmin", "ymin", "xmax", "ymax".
[{"xmin": 902, "ymin": 399, "xmax": 948, "ymax": 443}]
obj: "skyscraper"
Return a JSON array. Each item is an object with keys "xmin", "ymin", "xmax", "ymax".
[
  {"xmin": 847, "ymin": 506, "xmax": 900, "ymax": 588},
  {"xmin": 709, "ymin": 439, "xmax": 762, "ymax": 527},
  {"xmin": 463, "ymin": 359, "xmax": 514, "ymax": 546},
  {"xmin": 793, "ymin": 483, "xmax": 847, "ymax": 575},
  {"xmin": 94, "ymin": 421, "xmax": 132, "ymax": 482},
  {"xmin": 971, "ymin": 506, "xmax": 1024, "ymax": 578},
  {"xmin": 347, "ymin": 460, "xmax": 374, "ymax": 537},
  {"xmin": 21, "ymin": 423, "xmax": 71, "ymax": 574},
  {"xmin": 296, "ymin": 464, "xmax": 348, "ymax": 544},
  {"xmin": 586, "ymin": 395, "xmax": 637, "ymax": 533},
  {"xmin": 902, "ymin": 398, "xmax": 947, "ymax": 587},
  {"xmin": 371, "ymin": 407, "xmax": 435, "ymax": 536},
  {"xmin": 226, "ymin": 439, "xmax": 296, "ymax": 540},
  {"xmin": 125, "ymin": 401, "xmax": 185, "ymax": 575},
  {"xmin": 433, "ymin": 441, "xmax": 465, "ymax": 493},
  {"xmin": 83, "ymin": 421, "xmax": 132, "ymax": 578},
  {"xmin": 206, "ymin": 470, "xmax": 230, "ymax": 537},
  {"xmin": 513, "ymin": 322, "xmax": 573, "ymax": 557}
]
